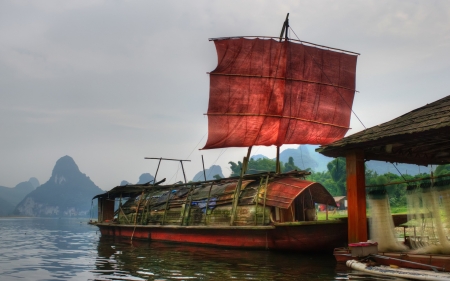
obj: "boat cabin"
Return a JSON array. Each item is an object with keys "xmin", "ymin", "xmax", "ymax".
[{"xmin": 94, "ymin": 171, "xmax": 337, "ymax": 226}]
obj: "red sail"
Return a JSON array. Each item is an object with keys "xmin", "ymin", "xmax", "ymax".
[{"xmin": 203, "ymin": 37, "xmax": 357, "ymax": 149}]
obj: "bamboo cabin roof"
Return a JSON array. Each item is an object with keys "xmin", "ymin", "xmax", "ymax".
[
  {"xmin": 317, "ymin": 94, "xmax": 450, "ymax": 165},
  {"xmin": 93, "ymin": 171, "xmax": 337, "ymax": 208}
]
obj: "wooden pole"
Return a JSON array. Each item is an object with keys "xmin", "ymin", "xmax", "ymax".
[
  {"xmin": 245, "ymin": 146, "xmax": 252, "ymax": 174},
  {"xmin": 161, "ymin": 190, "xmax": 171, "ymax": 225},
  {"xmin": 181, "ymin": 185, "xmax": 194, "ymax": 225},
  {"xmin": 230, "ymin": 156, "xmax": 248, "ymax": 225},
  {"xmin": 154, "ymin": 158, "xmax": 162, "ymax": 184},
  {"xmin": 118, "ymin": 194, "xmax": 122, "ymax": 223},
  {"xmin": 204, "ymin": 181, "xmax": 214, "ymax": 225},
  {"xmin": 279, "ymin": 13, "xmax": 289, "ymax": 42},
  {"xmin": 202, "ymin": 155, "xmax": 207, "ymax": 181},
  {"xmin": 276, "ymin": 146, "xmax": 281, "ymax": 174},
  {"xmin": 255, "ymin": 177, "xmax": 264, "ymax": 225},
  {"xmin": 262, "ymin": 174, "xmax": 269, "ymax": 225},
  {"xmin": 346, "ymin": 149, "xmax": 367, "ymax": 243},
  {"xmin": 180, "ymin": 160, "xmax": 187, "ymax": 183}
]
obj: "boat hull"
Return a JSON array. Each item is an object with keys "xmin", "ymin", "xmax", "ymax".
[
  {"xmin": 95, "ymin": 220, "xmax": 347, "ymax": 252},
  {"xmin": 335, "ymin": 248, "xmax": 450, "ymax": 272}
]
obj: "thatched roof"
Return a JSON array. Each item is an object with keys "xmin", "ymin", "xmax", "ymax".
[
  {"xmin": 93, "ymin": 171, "xmax": 337, "ymax": 209},
  {"xmin": 317, "ymin": 95, "xmax": 450, "ymax": 165}
]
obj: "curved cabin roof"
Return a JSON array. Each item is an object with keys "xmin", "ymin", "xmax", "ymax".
[
  {"xmin": 317, "ymin": 94, "xmax": 450, "ymax": 166},
  {"xmin": 265, "ymin": 177, "xmax": 336, "ymax": 208},
  {"xmin": 93, "ymin": 172, "xmax": 337, "ymax": 209}
]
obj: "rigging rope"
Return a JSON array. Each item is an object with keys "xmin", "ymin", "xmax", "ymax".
[{"xmin": 168, "ymin": 133, "xmax": 206, "ymax": 183}]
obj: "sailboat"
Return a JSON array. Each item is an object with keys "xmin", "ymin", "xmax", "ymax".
[{"xmin": 91, "ymin": 14, "xmax": 358, "ymax": 252}]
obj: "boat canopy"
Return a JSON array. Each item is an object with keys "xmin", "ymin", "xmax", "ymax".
[
  {"xmin": 203, "ymin": 37, "xmax": 358, "ymax": 149},
  {"xmin": 93, "ymin": 172, "xmax": 337, "ymax": 209}
]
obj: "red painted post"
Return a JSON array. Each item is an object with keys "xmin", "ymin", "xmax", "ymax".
[{"xmin": 346, "ymin": 149, "xmax": 367, "ymax": 243}]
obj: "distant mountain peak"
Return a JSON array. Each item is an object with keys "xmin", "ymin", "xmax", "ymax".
[
  {"xmin": 251, "ymin": 154, "xmax": 269, "ymax": 160},
  {"xmin": 192, "ymin": 165, "xmax": 224, "ymax": 181},
  {"xmin": 137, "ymin": 173, "xmax": 155, "ymax": 184},
  {"xmin": 15, "ymin": 156, "xmax": 103, "ymax": 217},
  {"xmin": 52, "ymin": 155, "xmax": 80, "ymax": 177},
  {"xmin": 28, "ymin": 177, "xmax": 40, "ymax": 189}
]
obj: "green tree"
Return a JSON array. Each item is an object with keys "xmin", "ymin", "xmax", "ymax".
[
  {"xmin": 327, "ymin": 157, "xmax": 346, "ymax": 196},
  {"xmin": 435, "ymin": 164, "xmax": 450, "ymax": 176},
  {"xmin": 308, "ymin": 170, "xmax": 340, "ymax": 196},
  {"xmin": 284, "ymin": 156, "xmax": 300, "ymax": 172},
  {"xmin": 229, "ymin": 161, "xmax": 243, "ymax": 177},
  {"xmin": 229, "ymin": 157, "xmax": 302, "ymax": 176}
]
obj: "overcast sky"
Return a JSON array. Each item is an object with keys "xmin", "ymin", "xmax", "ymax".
[{"xmin": 1, "ymin": 1, "xmax": 449, "ymax": 190}]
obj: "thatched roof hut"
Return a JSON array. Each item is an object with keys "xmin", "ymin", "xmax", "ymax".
[{"xmin": 318, "ymin": 95, "xmax": 450, "ymax": 166}]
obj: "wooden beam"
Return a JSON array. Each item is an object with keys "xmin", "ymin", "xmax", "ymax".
[{"xmin": 346, "ymin": 149, "xmax": 367, "ymax": 243}]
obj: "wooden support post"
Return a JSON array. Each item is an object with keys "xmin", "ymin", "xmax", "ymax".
[
  {"xmin": 255, "ymin": 177, "xmax": 264, "ymax": 225},
  {"xmin": 118, "ymin": 194, "xmax": 122, "ymax": 223},
  {"xmin": 262, "ymin": 174, "xmax": 269, "ymax": 225},
  {"xmin": 161, "ymin": 190, "xmax": 171, "ymax": 225},
  {"xmin": 276, "ymin": 146, "xmax": 281, "ymax": 174},
  {"xmin": 346, "ymin": 149, "xmax": 367, "ymax": 243},
  {"xmin": 204, "ymin": 182, "xmax": 214, "ymax": 225},
  {"xmin": 230, "ymin": 156, "xmax": 248, "ymax": 225},
  {"xmin": 181, "ymin": 185, "xmax": 194, "ymax": 226}
]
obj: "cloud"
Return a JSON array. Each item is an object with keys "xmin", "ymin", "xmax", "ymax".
[{"xmin": 0, "ymin": 0, "xmax": 449, "ymax": 189}]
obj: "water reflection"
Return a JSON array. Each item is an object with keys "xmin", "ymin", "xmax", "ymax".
[
  {"xmin": 95, "ymin": 237, "xmax": 392, "ymax": 281},
  {"xmin": 0, "ymin": 218, "xmax": 396, "ymax": 280}
]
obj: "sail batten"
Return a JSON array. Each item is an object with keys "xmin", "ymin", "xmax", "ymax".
[
  {"xmin": 209, "ymin": 72, "xmax": 356, "ymax": 91},
  {"xmin": 204, "ymin": 113, "xmax": 350, "ymax": 129},
  {"xmin": 203, "ymin": 37, "xmax": 357, "ymax": 150}
]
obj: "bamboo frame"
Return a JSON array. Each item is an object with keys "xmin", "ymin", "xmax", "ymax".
[
  {"xmin": 181, "ymin": 185, "xmax": 194, "ymax": 226},
  {"xmin": 204, "ymin": 182, "xmax": 214, "ymax": 225},
  {"xmin": 255, "ymin": 177, "xmax": 264, "ymax": 225},
  {"xmin": 230, "ymin": 156, "xmax": 248, "ymax": 225},
  {"xmin": 208, "ymin": 72, "xmax": 356, "ymax": 92},
  {"xmin": 205, "ymin": 112, "xmax": 350, "ymax": 130},
  {"xmin": 161, "ymin": 190, "xmax": 172, "ymax": 225},
  {"xmin": 262, "ymin": 175, "xmax": 269, "ymax": 224},
  {"xmin": 208, "ymin": 36, "xmax": 360, "ymax": 55}
]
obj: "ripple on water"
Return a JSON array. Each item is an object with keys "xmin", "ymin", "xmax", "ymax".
[{"xmin": 0, "ymin": 218, "xmax": 391, "ymax": 281}]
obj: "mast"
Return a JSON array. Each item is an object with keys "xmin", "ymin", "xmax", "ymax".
[
  {"xmin": 276, "ymin": 12, "xmax": 289, "ymax": 173},
  {"xmin": 279, "ymin": 13, "xmax": 289, "ymax": 42}
]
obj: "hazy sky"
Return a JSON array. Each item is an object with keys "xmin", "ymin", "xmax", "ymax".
[{"xmin": 1, "ymin": 1, "xmax": 449, "ymax": 190}]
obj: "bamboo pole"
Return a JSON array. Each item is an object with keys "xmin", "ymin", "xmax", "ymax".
[
  {"xmin": 161, "ymin": 190, "xmax": 172, "ymax": 225},
  {"xmin": 255, "ymin": 177, "xmax": 264, "ymax": 225},
  {"xmin": 181, "ymin": 185, "xmax": 194, "ymax": 225},
  {"xmin": 204, "ymin": 182, "xmax": 214, "ymax": 225},
  {"xmin": 118, "ymin": 194, "xmax": 122, "ymax": 223},
  {"xmin": 208, "ymin": 36, "xmax": 361, "ymax": 56},
  {"xmin": 119, "ymin": 207, "xmax": 130, "ymax": 223},
  {"xmin": 230, "ymin": 156, "xmax": 248, "ymax": 225},
  {"xmin": 202, "ymin": 155, "xmax": 207, "ymax": 181},
  {"xmin": 140, "ymin": 192, "xmax": 151, "ymax": 225},
  {"xmin": 131, "ymin": 191, "xmax": 144, "ymax": 241},
  {"xmin": 276, "ymin": 146, "xmax": 281, "ymax": 174},
  {"xmin": 204, "ymin": 112, "xmax": 350, "ymax": 130},
  {"xmin": 262, "ymin": 174, "xmax": 269, "ymax": 225}
]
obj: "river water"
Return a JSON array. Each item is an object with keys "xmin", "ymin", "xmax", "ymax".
[{"xmin": 0, "ymin": 218, "xmax": 396, "ymax": 280}]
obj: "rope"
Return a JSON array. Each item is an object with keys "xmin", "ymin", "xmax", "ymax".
[{"xmin": 167, "ymin": 133, "xmax": 207, "ymax": 183}]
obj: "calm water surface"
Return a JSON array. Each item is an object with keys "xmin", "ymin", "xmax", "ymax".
[{"xmin": 0, "ymin": 218, "xmax": 397, "ymax": 280}]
